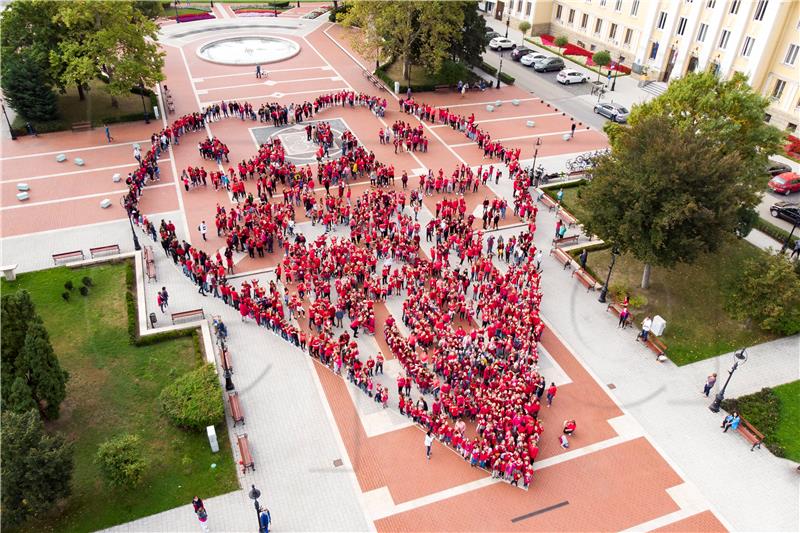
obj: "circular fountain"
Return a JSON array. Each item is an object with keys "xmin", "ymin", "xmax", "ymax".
[{"xmin": 197, "ymin": 36, "xmax": 300, "ymax": 65}]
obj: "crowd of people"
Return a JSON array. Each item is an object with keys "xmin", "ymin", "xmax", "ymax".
[{"xmin": 121, "ymin": 88, "xmax": 552, "ymax": 487}]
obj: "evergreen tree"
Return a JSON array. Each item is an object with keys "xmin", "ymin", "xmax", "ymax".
[
  {"xmin": 0, "ymin": 51, "xmax": 59, "ymax": 122},
  {"xmin": 1, "ymin": 291, "xmax": 37, "ymax": 402},
  {"xmin": 17, "ymin": 319, "xmax": 69, "ymax": 420},
  {"xmin": 1, "ymin": 410, "xmax": 74, "ymax": 529}
]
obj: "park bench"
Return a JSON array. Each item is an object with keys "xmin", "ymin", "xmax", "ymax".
[
  {"xmin": 71, "ymin": 121, "xmax": 92, "ymax": 132},
  {"xmin": 221, "ymin": 346, "xmax": 233, "ymax": 373},
  {"xmin": 567, "ymin": 170, "xmax": 586, "ymax": 178},
  {"xmin": 143, "ymin": 246, "xmax": 157, "ymax": 282},
  {"xmin": 237, "ymin": 433, "xmax": 255, "ymax": 473},
  {"xmin": 89, "ymin": 244, "xmax": 121, "ymax": 258},
  {"xmin": 52, "ymin": 250, "xmax": 85, "ymax": 264},
  {"xmin": 171, "ymin": 308, "xmax": 205, "ymax": 324},
  {"xmin": 572, "ymin": 267, "xmax": 599, "ymax": 291},
  {"xmin": 737, "ymin": 417, "xmax": 764, "ymax": 451},
  {"xmin": 229, "ymin": 392, "xmax": 245, "ymax": 426},
  {"xmin": 549, "ymin": 247, "xmax": 573, "ymax": 270},
  {"xmin": 607, "ymin": 302, "xmax": 634, "ymax": 328},
  {"xmin": 558, "ymin": 209, "xmax": 578, "ymax": 228},
  {"xmin": 639, "ymin": 333, "xmax": 668, "ymax": 359},
  {"xmin": 552, "ymin": 234, "xmax": 580, "ymax": 248},
  {"xmin": 537, "ymin": 192, "xmax": 558, "ymax": 212}
]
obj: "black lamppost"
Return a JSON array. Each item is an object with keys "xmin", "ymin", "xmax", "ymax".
[
  {"xmin": 224, "ymin": 368, "xmax": 235, "ymax": 391},
  {"xmin": 504, "ymin": 13, "xmax": 510, "ymax": 38},
  {"xmin": 248, "ymin": 485, "xmax": 262, "ymax": 531},
  {"xmin": 709, "ymin": 348, "xmax": 748, "ymax": 413},
  {"xmin": 611, "ymin": 56, "xmax": 621, "ymax": 92},
  {"xmin": 496, "ymin": 58, "xmax": 504, "ymax": 89},
  {"xmin": 139, "ymin": 82, "xmax": 150, "ymax": 124},
  {"xmin": 597, "ymin": 246, "xmax": 619, "ymax": 303},
  {"xmin": 780, "ymin": 219, "xmax": 799, "ymax": 254},
  {"xmin": 1, "ymin": 99, "xmax": 17, "ymax": 140},
  {"xmin": 119, "ymin": 196, "xmax": 142, "ymax": 251},
  {"xmin": 174, "ymin": 1, "xmax": 180, "ymax": 22}
]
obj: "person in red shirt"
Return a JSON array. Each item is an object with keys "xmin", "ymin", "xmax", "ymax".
[{"xmin": 546, "ymin": 383, "xmax": 558, "ymax": 407}]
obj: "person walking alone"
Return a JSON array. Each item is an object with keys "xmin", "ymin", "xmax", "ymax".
[
  {"xmin": 259, "ymin": 506, "xmax": 272, "ymax": 533},
  {"xmin": 546, "ymin": 382, "xmax": 557, "ymax": 407},
  {"xmin": 199, "ymin": 220, "xmax": 208, "ymax": 241},
  {"xmin": 104, "ymin": 123, "xmax": 114, "ymax": 143},
  {"xmin": 256, "ymin": 64, "xmax": 262, "ymax": 79},
  {"xmin": 424, "ymin": 429, "xmax": 434, "ymax": 460},
  {"xmin": 159, "ymin": 287, "xmax": 169, "ymax": 312},
  {"xmin": 702, "ymin": 373, "xmax": 717, "ymax": 397}
]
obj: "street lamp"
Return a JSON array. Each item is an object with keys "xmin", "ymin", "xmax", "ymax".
[
  {"xmin": 709, "ymin": 348, "xmax": 748, "ymax": 413},
  {"xmin": 248, "ymin": 485, "xmax": 262, "ymax": 531},
  {"xmin": 597, "ymin": 246, "xmax": 619, "ymax": 303},
  {"xmin": 224, "ymin": 368, "xmax": 235, "ymax": 391},
  {"xmin": 780, "ymin": 218, "xmax": 798, "ymax": 254},
  {"xmin": 504, "ymin": 10, "xmax": 510, "ymax": 38},
  {"xmin": 496, "ymin": 58, "xmax": 504, "ymax": 89},
  {"xmin": 611, "ymin": 55, "xmax": 622, "ymax": 92},
  {"xmin": 139, "ymin": 82, "xmax": 150, "ymax": 124},
  {"xmin": 1, "ymin": 99, "xmax": 17, "ymax": 140},
  {"xmin": 174, "ymin": 1, "xmax": 180, "ymax": 22},
  {"xmin": 119, "ymin": 196, "xmax": 142, "ymax": 251}
]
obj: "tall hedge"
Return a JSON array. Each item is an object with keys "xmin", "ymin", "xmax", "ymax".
[{"xmin": 159, "ymin": 364, "xmax": 224, "ymax": 430}]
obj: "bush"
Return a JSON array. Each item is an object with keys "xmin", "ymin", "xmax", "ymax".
[
  {"xmin": 81, "ymin": 276, "xmax": 93, "ymax": 287},
  {"xmin": 477, "ymin": 61, "xmax": 497, "ymax": 76},
  {"xmin": 437, "ymin": 60, "xmax": 470, "ymax": 86},
  {"xmin": 753, "ymin": 218, "xmax": 799, "ymax": 249},
  {"xmin": 95, "ymin": 434, "xmax": 147, "ymax": 486},
  {"xmin": 61, "ymin": 292, "xmax": 70, "ymax": 302},
  {"xmin": 64, "ymin": 281, "xmax": 74, "ymax": 291},
  {"xmin": 498, "ymin": 71, "xmax": 515, "ymax": 85},
  {"xmin": 329, "ymin": 2, "xmax": 351, "ymax": 21},
  {"xmin": 79, "ymin": 286, "xmax": 89, "ymax": 297},
  {"xmin": 159, "ymin": 364, "xmax": 224, "ymax": 430}
]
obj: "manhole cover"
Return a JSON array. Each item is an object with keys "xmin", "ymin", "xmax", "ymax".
[{"xmin": 333, "ymin": 459, "xmax": 343, "ymax": 467}]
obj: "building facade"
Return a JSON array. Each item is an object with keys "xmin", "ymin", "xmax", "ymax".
[{"xmin": 485, "ymin": 0, "xmax": 799, "ymax": 131}]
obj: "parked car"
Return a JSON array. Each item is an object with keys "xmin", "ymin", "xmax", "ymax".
[
  {"xmin": 511, "ymin": 46, "xmax": 533, "ymax": 61},
  {"xmin": 766, "ymin": 160, "xmax": 792, "ymax": 177},
  {"xmin": 485, "ymin": 31, "xmax": 502, "ymax": 41},
  {"xmin": 489, "ymin": 37, "xmax": 515, "ymax": 50},
  {"xmin": 520, "ymin": 52, "xmax": 547, "ymax": 66},
  {"xmin": 770, "ymin": 201, "xmax": 800, "ymax": 225},
  {"xmin": 593, "ymin": 102, "xmax": 629, "ymax": 123},
  {"xmin": 533, "ymin": 57, "xmax": 565, "ymax": 72},
  {"xmin": 768, "ymin": 172, "xmax": 800, "ymax": 195},
  {"xmin": 556, "ymin": 69, "xmax": 588, "ymax": 85}
]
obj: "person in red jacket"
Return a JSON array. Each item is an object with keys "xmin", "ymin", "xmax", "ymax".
[{"xmin": 546, "ymin": 383, "xmax": 558, "ymax": 407}]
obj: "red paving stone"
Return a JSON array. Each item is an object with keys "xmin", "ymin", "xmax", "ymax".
[{"xmin": 650, "ymin": 511, "xmax": 727, "ymax": 533}]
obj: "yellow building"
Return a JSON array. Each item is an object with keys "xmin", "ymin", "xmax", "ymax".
[{"xmin": 485, "ymin": 0, "xmax": 800, "ymax": 131}]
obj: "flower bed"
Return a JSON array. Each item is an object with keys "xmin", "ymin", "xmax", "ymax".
[
  {"xmin": 785, "ymin": 135, "xmax": 800, "ymax": 160},
  {"xmin": 301, "ymin": 7, "xmax": 330, "ymax": 19},
  {"xmin": 175, "ymin": 12, "xmax": 215, "ymax": 22},
  {"xmin": 530, "ymin": 34, "xmax": 631, "ymax": 75}
]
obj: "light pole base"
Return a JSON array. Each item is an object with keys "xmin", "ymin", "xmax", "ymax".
[{"xmin": 709, "ymin": 393, "xmax": 724, "ymax": 413}]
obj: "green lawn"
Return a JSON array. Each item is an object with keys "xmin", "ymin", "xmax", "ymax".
[
  {"xmin": 545, "ymin": 184, "xmax": 590, "ymax": 222},
  {"xmin": 584, "ymin": 240, "xmax": 775, "ymax": 365},
  {"xmin": 2, "ymin": 263, "xmax": 238, "ymax": 533},
  {"xmin": 773, "ymin": 380, "xmax": 800, "ymax": 462}
]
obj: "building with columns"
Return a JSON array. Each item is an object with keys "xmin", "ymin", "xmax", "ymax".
[{"xmin": 483, "ymin": 0, "xmax": 799, "ymax": 131}]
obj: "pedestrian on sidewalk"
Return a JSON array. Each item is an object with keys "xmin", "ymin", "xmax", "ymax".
[
  {"xmin": 570, "ymin": 122, "xmax": 576, "ymax": 139},
  {"xmin": 579, "ymin": 248, "xmax": 588, "ymax": 270},
  {"xmin": 159, "ymin": 287, "xmax": 169, "ymax": 312},
  {"xmin": 556, "ymin": 187, "xmax": 564, "ymax": 204},
  {"xmin": 256, "ymin": 64, "xmax": 262, "ymax": 79},
  {"xmin": 618, "ymin": 306, "xmax": 630, "ymax": 328},
  {"xmin": 637, "ymin": 316, "xmax": 652, "ymax": 342},
  {"xmin": 192, "ymin": 497, "xmax": 209, "ymax": 532},
  {"xmin": 199, "ymin": 220, "xmax": 208, "ymax": 241},
  {"xmin": 791, "ymin": 239, "xmax": 800, "ymax": 260},
  {"xmin": 546, "ymin": 382, "xmax": 557, "ymax": 407},
  {"xmin": 554, "ymin": 219, "xmax": 563, "ymax": 239},
  {"xmin": 259, "ymin": 506, "xmax": 272, "ymax": 533},
  {"xmin": 534, "ymin": 248, "xmax": 543, "ymax": 270},
  {"xmin": 424, "ymin": 429, "xmax": 434, "ymax": 460},
  {"xmin": 563, "ymin": 419, "xmax": 576, "ymax": 435},
  {"xmin": 104, "ymin": 123, "xmax": 114, "ymax": 143},
  {"xmin": 702, "ymin": 373, "xmax": 717, "ymax": 397},
  {"xmin": 722, "ymin": 412, "xmax": 740, "ymax": 432}
]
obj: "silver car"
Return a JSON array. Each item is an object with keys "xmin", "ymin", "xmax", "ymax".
[{"xmin": 593, "ymin": 102, "xmax": 629, "ymax": 123}]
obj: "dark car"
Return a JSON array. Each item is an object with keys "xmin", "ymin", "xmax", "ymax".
[
  {"xmin": 533, "ymin": 57, "xmax": 565, "ymax": 72},
  {"xmin": 766, "ymin": 160, "xmax": 792, "ymax": 177},
  {"xmin": 486, "ymin": 31, "xmax": 501, "ymax": 41},
  {"xmin": 511, "ymin": 46, "xmax": 533, "ymax": 61},
  {"xmin": 770, "ymin": 202, "xmax": 800, "ymax": 225}
]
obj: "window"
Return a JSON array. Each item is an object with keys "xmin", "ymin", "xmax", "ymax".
[
  {"xmin": 788, "ymin": 123, "xmax": 798, "ymax": 133},
  {"xmin": 719, "ymin": 29, "xmax": 730, "ymax": 49},
  {"xmin": 729, "ymin": 0, "xmax": 740, "ymax": 14},
  {"xmin": 609, "ymin": 23, "xmax": 618, "ymax": 39},
  {"xmin": 657, "ymin": 11, "xmax": 667, "ymax": 29},
  {"xmin": 697, "ymin": 23, "xmax": 708, "ymax": 42},
  {"xmin": 624, "ymin": 28, "xmax": 633, "ymax": 45},
  {"xmin": 772, "ymin": 79, "xmax": 786, "ymax": 99},
  {"xmin": 568, "ymin": 8, "xmax": 575, "ymax": 23},
  {"xmin": 556, "ymin": 4, "xmax": 562, "ymax": 19},
  {"xmin": 595, "ymin": 18, "xmax": 603, "ymax": 34},
  {"xmin": 526, "ymin": 2, "xmax": 532, "ymax": 16},
  {"xmin": 677, "ymin": 17, "xmax": 688, "ymax": 35},
  {"xmin": 650, "ymin": 41, "xmax": 659, "ymax": 59},
  {"xmin": 509, "ymin": 1, "xmax": 514, "ymax": 11},
  {"xmin": 741, "ymin": 36, "xmax": 754, "ymax": 56},
  {"xmin": 600, "ymin": 0, "xmax": 607, "ymax": 6},
  {"xmin": 706, "ymin": 0, "xmax": 716, "ymax": 7},
  {"xmin": 630, "ymin": 0, "xmax": 640, "ymax": 16},
  {"xmin": 615, "ymin": 0, "xmax": 623, "ymax": 11},
  {"xmin": 517, "ymin": 0, "xmax": 523, "ymax": 11},
  {"xmin": 784, "ymin": 43, "xmax": 799, "ymax": 65},
  {"xmin": 581, "ymin": 13, "xmax": 589, "ymax": 28},
  {"xmin": 764, "ymin": 113, "xmax": 772, "ymax": 123},
  {"xmin": 753, "ymin": 0, "xmax": 768, "ymax": 20}
]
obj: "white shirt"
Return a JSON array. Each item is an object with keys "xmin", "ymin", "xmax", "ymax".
[
  {"xmin": 199, "ymin": 222, "xmax": 207, "ymax": 234},
  {"xmin": 642, "ymin": 318, "xmax": 652, "ymax": 331},
  {"xmin": 424, "ymin": 434, "xmax": 434, "ymax": 447}
]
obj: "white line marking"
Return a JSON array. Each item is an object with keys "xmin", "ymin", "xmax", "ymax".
[
  {"xmin": 472, "ymin": 112, "xmax": 562, "ymax": 124},
  {"xmin": 1, "ymin": 183, "xmax": 173, "ymax": 211},
  {"xmin": 2, "ymin": 160, "xmax": 171, "ymax": 184},
  {"xmin": 194, "ymin": 66, "xmax": 330, "ymax": 82},
  {"xmin": 0, "ymin": 140, "xmax": 151, "ymax": 161},
  {"xmin": 437, "ymin": 97, "xmax": 542, "ymax": 109},
  {"xmin": 201, "ymin": 76, "xmax": 343, "ymax": 93},
  {"xmin": 448, "ymin": 129, "xmax": 576, "ymax": 148}
]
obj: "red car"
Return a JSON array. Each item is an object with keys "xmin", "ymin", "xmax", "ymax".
[{"xmin": 768, "ymin": 172, "xmax": 800, "ymax": 195}]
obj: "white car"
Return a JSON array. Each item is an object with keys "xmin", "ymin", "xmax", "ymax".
[
  {"xmin": 489, "ymin": 37, "xmax": 515, "ymax": 50},
  {"xmin": 557, "ymin": 69, "xmax": 588, "ymax": 84},
  {"xmin": 520, "ymin": 52, "xmax": 548, "ymax": 66}
]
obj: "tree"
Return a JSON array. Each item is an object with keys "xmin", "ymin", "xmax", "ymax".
[
  {"xmin": 0, "ymin": 50, "xmax": 59, "ymax": 122},
  {"xmin": 449, "ymin": 2, "xmax": 489, "ymax": 66},
  {"xmin": 95, "ymin": 434, "xmax": 147, "ymax": 486},
  {"xmin": 339, "ymin": 0, "xmax": 386, "ymax": 71},
  {"xmin": 554, "ymin": 35, "xmax": 568, "ymax": 50},
  {"xmin": 133, "ymin": 0, "xmax": 165, "ymax": 19},
  {"xmin": 1, "ymin": 410, "xmax": 74, "ymax": 529},
  {"xmin": 728, "ymin": 253, "xmax": 800, "ymax": 335},
  {"xmin": 582, "ymin": 115, "xmax": 746, "ymax": 288},
  {"xmin": 51, "ymin": 1, "xmax": 165, "ymax": 107},
  {"xmin": 16, "ymin": 319, "xmax": 69, "ymax": 419},
  {"xmin": 1, "ymin": 291, "xmax": 37, "ymax": 401},
  {"xmin": 518, "ymin": 21, "xmax": 531, "ymax": 43},
  {"xmin": 160, "ymin": 364, "xmax": 224, "ymax": 430},
  {"xmin": 592, "ymin": 49, "xmax": 611, "ymax": 81}
]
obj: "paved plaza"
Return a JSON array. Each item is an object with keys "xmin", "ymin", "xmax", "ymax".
[{"xmin": 1, "ymin": 5, "xmax": 798, "ymax": 533}]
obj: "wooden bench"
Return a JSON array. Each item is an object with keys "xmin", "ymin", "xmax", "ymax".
[
  {"xmin": 53, "ymin": 250, "xmax": 85, "ymax": 264},
  {"xmin": 639, "ymin": 333, "xmax": 668, "ymax": 359},
  {"xmin": 737, "ymin": 417, "xmax": 764, "ymax": 451},
  {"xmin": 537, "ymin": 192, "xmax": 558, "ymax": 212},
  {"xmin": 237, "ymin": 433, "xmax": 255, "ymax": 473},
  {"xmin": 71, "ymin": 121, "xmax": 92, "ymax": 132},
  {"xmin": 607, "ymin": 302, "xmax": 634, "ymax": 328},
  {"xmin": 549, "ymin": 247, "xmax": 573, "ymax": 270},
  {"xmin": 552, "ymin": 234, "xmax": 580, "ymax": 248},
  {"xmin": 572, "ymin": 268, "xmax": 599, "ymax": 291},
  {"xmin": 143, "ymin": 246, "xmax": 157, "ymax": 282},
  {"xmin": 558, "ymin": 209, "xmax": 578, "ymax": 227},
  {"xmin": 221, "ymin": 346, "xmax": 233, "ymax": 373},
  {"xmin": 89, "ymin": 244, "xmax": 120, "ymax": 258},
  {"xmin": 229, "ymin": 392, "xmax": 245, "ymax": 426},
  {"xmin": 171, "ymin": 308, "xmax": 205, "ymax": 324}
]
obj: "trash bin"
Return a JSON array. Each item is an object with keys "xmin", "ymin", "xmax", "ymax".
[{"xmin": 149, "ymin": 312, "xmax": 157, "ymax": 328}]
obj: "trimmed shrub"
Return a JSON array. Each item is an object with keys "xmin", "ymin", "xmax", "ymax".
[
  {"xmin": 95, "ymin": 434, "xmax": 147, "ymax": 486},
  {"xmin": 61, "ymin": 292, "xmax": 70, "ymax": 302},
  {"xmin": 81, "ymin": 276, "xmax": 93, "ymax": 287},
  {"xmin": 64, "ymin": 281, "xmax": 74, "ymax": 291},
  {"xmin": 478, "ymin": 61, "xmax": 497, "ymax": 76},
  {"xmin": 720, "ymin": 387, "xmax": 785, "ymax": 456},
  {"xmin": 160, "ymin": 364, "xmax": 224, "ymax": 430},
  {"xmin": 79, "ymin": 286, "xmax": 89, "ymax": 297},
  {"xmin": 498, "ymin": 71, "xmax": 515, "ymax": 85}
]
